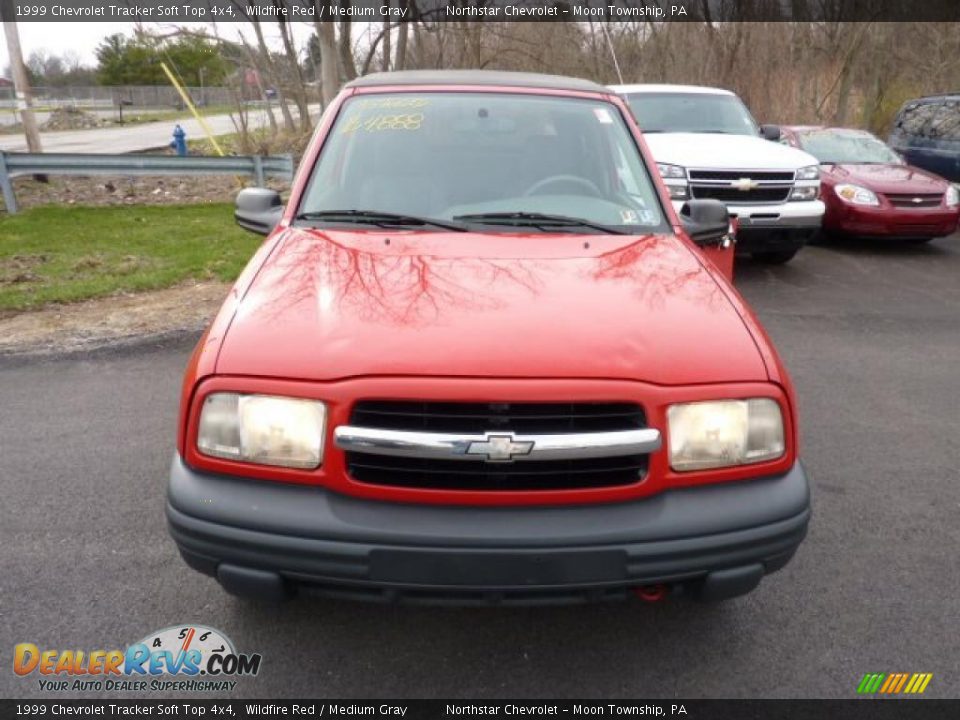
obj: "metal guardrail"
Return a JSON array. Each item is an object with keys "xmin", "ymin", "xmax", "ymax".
[{"xmin": 0, "ymin": 152, "xmax": 294, "ymax": 214}]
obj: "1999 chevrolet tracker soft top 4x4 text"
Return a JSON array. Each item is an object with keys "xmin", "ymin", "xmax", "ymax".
[{"xmin": 167, "ymin": 71, "xmax": 811, "ymax": 605}]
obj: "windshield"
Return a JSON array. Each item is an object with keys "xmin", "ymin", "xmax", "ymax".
[
  {"xmin": 624, "ymin": 92, "xmax": 759, "ymax": 136},
  {"xmin": 298, "ymin": 92, "xmax": 666, "ymax": 233},
  {"xmin": 797, "ymin": 130, "xmax": 903, "ymax": 164},
  {"xmin": 797, "ymin": 130, "xmax": 903, "ymax": 165}
]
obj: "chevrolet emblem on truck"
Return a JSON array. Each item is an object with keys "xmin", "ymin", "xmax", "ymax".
[
  {"xmin": 466, "ymin": 434, "xmax": 535, "ymax": 462},
  {"xmin": 732, "ymin": 177, "xmax": 760, "ymax": 191}
]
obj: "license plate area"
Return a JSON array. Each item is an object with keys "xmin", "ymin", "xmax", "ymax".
[{"xmin": 369, "ymin": 549, "xmax": 627, "ymax": 587}]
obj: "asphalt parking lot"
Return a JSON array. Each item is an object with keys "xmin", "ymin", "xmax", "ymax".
[{"xmin": 2, "ymin": 233, "xmax": 959, "ymax": 699}]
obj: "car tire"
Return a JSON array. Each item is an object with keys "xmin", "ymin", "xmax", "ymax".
[{"xmin": 753, "ymin": 249, "xmax": 799, "ymax": 264}]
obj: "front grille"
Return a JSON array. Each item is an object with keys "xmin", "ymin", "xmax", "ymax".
[
  {"xmin": 345, "ymin": 453, "xmax": 648, "ymax": 491},
  {"xmin": 691, "ymin": 186, "xmax": 792, "ymax": 203},
  {"xmin": 883, "ymin": 193, "xmax": 943, "ymax": 208},
  {"xmin": 689, "ymin": 170, "xmax": 795, "ymax": 181},
  {"xmin": 345, "ymin": 401, "xmax": 648, "ymax": 491},
  {"xmin": 349, "ymin": 401, "xmax": 645, "ymax": 434}
]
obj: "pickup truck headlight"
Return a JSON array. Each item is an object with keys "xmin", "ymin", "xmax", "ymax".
[
  {"xmin": 789, "ymin": 186, "xmax": 819, "ymax": 201},
  {"xmin": 835, "ymin": 183, "xmax": 879, "ymax": 206},
  {"xmin": 667, "ymin": 398, "xmax": 785, "ymax": 472},
  {"xmin": 657, "ymin": 163, "xmax": 687, "ymax": 179},
  {"xmin": 946, "ymin": 185, "xmax": 959, "ymax": 207},
  {"xmin": 197, "ymin": 393, "xmax": 326, "ymax": 469},
  {"xmin": 795, "ymin": 165, "xmax": 820, "ymax": 181},
  {"xmin": 656, "ymin": 163, "xmax": 689, "ymax": 200}
]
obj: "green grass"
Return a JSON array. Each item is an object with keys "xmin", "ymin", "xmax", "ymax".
[{"xmin": 0, "ymin": 204, "xmax": 260, "ymax": 312}]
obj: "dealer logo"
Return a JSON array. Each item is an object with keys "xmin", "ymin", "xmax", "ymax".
[{"xmin": 13, "ymin": 623, "xmax": 262, "ymax": 693}]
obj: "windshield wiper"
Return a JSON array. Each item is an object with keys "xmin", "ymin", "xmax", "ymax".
[
  {"xmin": 295, "ymin": 210, "xmax": 468, "ymax": 232},
  {"xmin": 452, "ymin": 212, "xmax": 627, "ymax": 235}
]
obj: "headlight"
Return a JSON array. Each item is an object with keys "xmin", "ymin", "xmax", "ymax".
[
  {"xmin": 946, "ymin": 185, "xmax": 959, "ymax": 207},
  {"xmin": 835, "ymin": 183, "xmax": 879, "ymax": 206},
  {"xmin": 667, "ymin": 398, "xmax": 785, "ymax": 472},
  {"xmin": 197, "ymin": 392, "xmax": 326, "ymax": 469},
  {"xmin": 795, "ymin": 165, "xmax": 820, "ymax": 181},
  {"xmin": 657, "ymin": 163, "xmax": 687, "ymax": 179},
  {"xmin": 789, "ymin": 186, "xmax": 819, "ymax": 201}
]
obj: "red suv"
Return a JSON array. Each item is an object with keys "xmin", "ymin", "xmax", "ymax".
[{"xmin": 167, "ymin": 71, "xmax": 810, "ymax": 604}]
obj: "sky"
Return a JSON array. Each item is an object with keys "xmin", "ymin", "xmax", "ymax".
[{"xmin": 3, "ymin": 21, "xmax": 320, "ymax": 71}]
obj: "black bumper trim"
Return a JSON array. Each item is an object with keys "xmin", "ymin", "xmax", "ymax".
[
  {"xmin": 167, "ymin": 456, "xmax": 810, "ymax": 599},
  {"xmin": 734, "ymin": 227, "xmax": 816, "ymax": 255}
]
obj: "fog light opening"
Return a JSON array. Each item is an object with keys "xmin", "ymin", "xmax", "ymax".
[{"xmin": 633, "ymin": 584, "xmax": 670, "ymax": 602}]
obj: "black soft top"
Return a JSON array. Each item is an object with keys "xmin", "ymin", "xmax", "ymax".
[{"xmin": 345, "ymin": 70, "xmax": 608, "ymax": 94}]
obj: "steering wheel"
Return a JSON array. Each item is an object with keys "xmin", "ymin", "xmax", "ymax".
[{"xmin": 523, "ymin": 174, "xmax": 603, "ymax": 198}]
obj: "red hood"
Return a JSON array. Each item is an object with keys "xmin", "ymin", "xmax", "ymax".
[
  {"xmin": 214, "ymin": 228, "xmax": 768, "ymax": 385},
  {"xmin": 822, "ymin": 163, "xmax": 950, "ymax": 194}
]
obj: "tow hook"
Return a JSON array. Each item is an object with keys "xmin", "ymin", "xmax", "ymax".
[{"xmin": 634, "ymin": 584, "xmax": 669, "ymax": 602}]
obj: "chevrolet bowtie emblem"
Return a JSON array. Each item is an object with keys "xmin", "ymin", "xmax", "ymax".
[
  {"xmin": 732, "ymin": 177, "xmax": 759, "ymax": 191},
  {"xmin": 466, "ymin": 434, "xmax": 535, "ymax": 462}
]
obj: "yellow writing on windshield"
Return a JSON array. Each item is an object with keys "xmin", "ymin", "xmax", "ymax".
[
  {"xmin": 355, "ymin": 97, "xmax": 430, "ymax": 109},
  {"xmin": 340, "ymin": 113, "xmax": 425, "ymax": 134}
]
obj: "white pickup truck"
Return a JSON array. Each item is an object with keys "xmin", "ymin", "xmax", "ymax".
[{"xmin": 610, "ymin": 84, "xmax": 825, "ymax": 264}]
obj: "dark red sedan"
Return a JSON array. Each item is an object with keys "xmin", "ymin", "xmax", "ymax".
[{"xmin": 781, "ymin": 126, "xmax": 959, "ymax": 243}]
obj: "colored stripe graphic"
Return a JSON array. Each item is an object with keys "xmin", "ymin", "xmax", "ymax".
[
  {"xmin": 893, "ymin": 674, "xmax": 910, "ymax": 693},
  {"xmin": 857, "ymin": 672, "xmax": 932, "ymax": 694},
  {"xmin": 857, "ymin": 673, "xmax": 885, "ymax": 694},
  {"xmin": 905, "ymin": 673, "xmax": 934, "ymax": 694}
]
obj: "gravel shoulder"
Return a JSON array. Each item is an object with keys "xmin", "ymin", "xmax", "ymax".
[{"xmin": 0, "ymin": 281, "xmax": 227, "ymax": 357}]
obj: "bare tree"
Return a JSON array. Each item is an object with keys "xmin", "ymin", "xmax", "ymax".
[
  {"xmin": 338, "ymin": 7, "xmax": 359, "ymax": 81},
  {"xmin": 274, "ymin": 1, "xmax": 312, "ymax": 131},
  {"xmin": 1, "ymin": 16, "xmax": 43, "ymax": 153},
  {"xmin": 395, "ymin": 1, "xmax": 410, "ymax": 70},
  {"xmin": 313, "ymin": 1, "xmax": 341, "ymax": 106}
]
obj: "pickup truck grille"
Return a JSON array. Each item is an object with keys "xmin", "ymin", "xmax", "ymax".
[
  {"xmin": 344, "ymin": 401, "xmax": 649, "ymax": 491},
  {"xmin": 692, "ymin": 186, "xmax": 792, "ymax": 203},
  {"xmin": 883, "ymin": 193, "xmax": 943, "ymax": 208},
  {"xmin": 687, "ymin": 169, "xmax": 796, "ymax": 205},
  {"xmin": 688, "ymin": 170, "xmax": 796, "ymax": 182}
]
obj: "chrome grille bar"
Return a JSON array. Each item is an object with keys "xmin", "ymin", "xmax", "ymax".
[{"xmin": 334, "ymin": 426, "xmax": 662, "ymax": 463}]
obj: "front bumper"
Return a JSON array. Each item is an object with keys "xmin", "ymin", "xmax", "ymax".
[
  {"xmin": 672, "ymin": 198, "xmax": 824, "ymax": 229},
  {"xmin": 672, "ymin": 199, "xmax": 824, "ymax": 254},
  {"xmin": 167, "ymin": 455, "xmax": 811, "ymax": 605},
  {"xmin": 826, "ymin": 203, "xmax": 959, "ymax": 238}
]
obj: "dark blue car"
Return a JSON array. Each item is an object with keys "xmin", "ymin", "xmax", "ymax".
[{"xmin": 888, "ymin": 94, "xmax": 960, "ymax": 183}]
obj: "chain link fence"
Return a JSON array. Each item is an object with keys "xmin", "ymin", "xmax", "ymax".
[{"xmin": 0, "ymin": 85, "xmax": 234, "ymax": 125}]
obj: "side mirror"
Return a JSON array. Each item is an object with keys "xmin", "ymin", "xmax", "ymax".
[
  {"xmin": 235, "ymin": 188, "xmax": 283, "ymax": 235},
  {"xmin": 759, "ymin": 124, "xmax": 782, "ymax": 141},
  {"xmin": 679, "ymin": 199, "xmax": 731, "ymax": 247}
]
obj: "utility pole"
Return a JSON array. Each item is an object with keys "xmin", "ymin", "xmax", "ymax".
[{"xmin": 2, "ymin": 13, "xmax": 43, "ymax": 153}]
